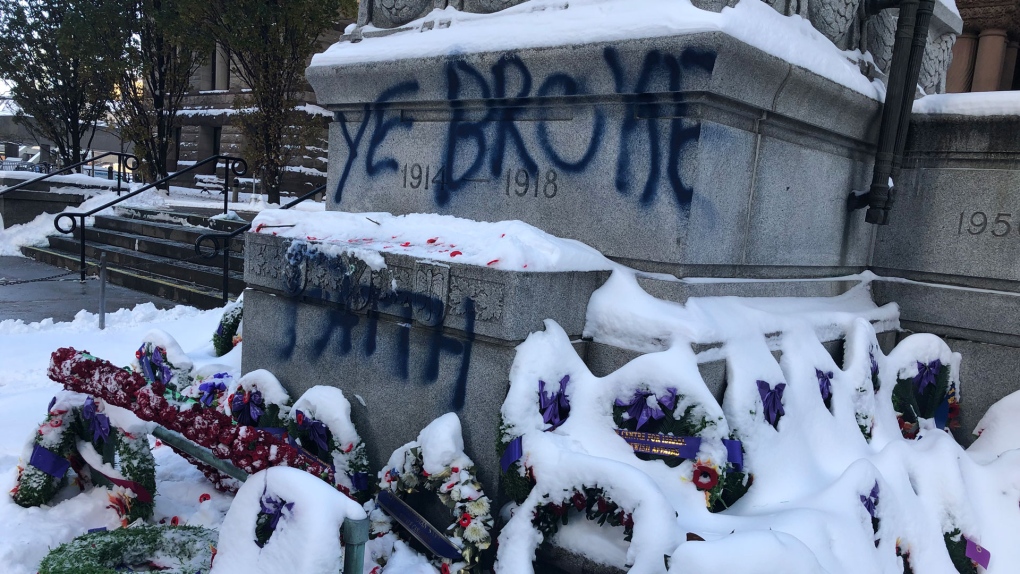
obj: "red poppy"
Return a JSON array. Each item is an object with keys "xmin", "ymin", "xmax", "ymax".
[
  {"xmin": 571, "ymin": 492, "xmax": 586, "ymax": 511},
  {"xmin": 451, "ymin": 467, "xmax": 459, "ymax": 473},
  {"xmin": 199, "ymin": 493, "xmax": 211, "ymax": 503},
  {"xmin": 450, "ymin": 251, "xmax": 462, "ymax": 257},
  {"xmin": 459, "ymin": 513, "xmax": 472, "ymax": 528},
  {"xmin": 170, "ymin": 516, "xmax": 180, "ymax": 526},
  {"xmin": 296, "ymin": 411, "xmax": 304, "ymax": 425},
  {"xmin": 693, "ymin": 463, "xmax": 719, "ymax": 491},
  {"xmin": 441, "ymin": 564, "xmax": 451, "ymax": 574}
]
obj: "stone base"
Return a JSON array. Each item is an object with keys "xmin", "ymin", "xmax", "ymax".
[{"xmin": 308, "ymin": 31, "xmax": 879, "ymax": 278}]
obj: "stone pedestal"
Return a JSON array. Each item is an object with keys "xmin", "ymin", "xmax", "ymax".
[
  {"xmin": 874, "ymin": 113, "xmax": 1020, "ymax": 439},
  {"xmin": 309, "ymin": 32, "xmax": 879, "ymax": 279}
]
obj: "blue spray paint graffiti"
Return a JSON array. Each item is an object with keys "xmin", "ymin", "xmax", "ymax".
[
  {"xmin": 332, "ymin": 47, "xmax": 717, "ymax": 210},
  {"xmin": 277, "ymin": 242, "xmax": 475, "ymax": 411}
]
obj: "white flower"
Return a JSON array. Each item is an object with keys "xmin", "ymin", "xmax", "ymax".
[
  {"xmin": 463, "ymin": 522, "xmax": 488, "ymax": 544},
  {"xmin": 467, "ymin": 497, "xmax": 490, "ymax": 517},
  {"xmin": 450, "ymin": 487, "xmax": 462, "ymax": 502}
]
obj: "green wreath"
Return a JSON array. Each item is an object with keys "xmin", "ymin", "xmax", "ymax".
[
  {"xmin": 376, "ymin": 446, "xmax": 494, "ymax": 573},
  {"xmin": 213, "ymin": 300, "xmax": 243, "ymax": 357},
  {"xmin": 891, "ymin": 359, "xmax": 959, "ymax": 439},
  {"xmin": 38, "ymin": 524, "xmax": 216, "ymax": 574},
  {"xmin": 12, "ymin": 395, "xmax": 156, "ymax": 524}
]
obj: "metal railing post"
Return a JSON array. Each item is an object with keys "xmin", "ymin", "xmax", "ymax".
[
  {"xmin": 222, "ymin": 246, "xmax": 230, "ymax": 305},
  {"xmin": 99, "ymin": 253, "xmax": 107, "ymax": 330},
  {"xmin": 79, "ymin": 215, "xmax": 87, "ymax": 282},
  {"xmin": 342, "ymin": 517, "xmax": 370, "ymax": 574},
  {"xmin": 223, "ymin": 162, "xmax": 230, "ymax": 216}
]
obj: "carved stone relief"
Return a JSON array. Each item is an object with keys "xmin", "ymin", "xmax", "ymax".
[{"xmin": 371, "ymin": 0, "xmax": 433, "ymax": 29}]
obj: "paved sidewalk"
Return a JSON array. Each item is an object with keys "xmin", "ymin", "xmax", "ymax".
[{"xmin": 0, "ymin": 256, "xmax": 178, "ymax": 323}]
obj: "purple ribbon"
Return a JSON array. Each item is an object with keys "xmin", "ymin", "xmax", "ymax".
[
  {"xmin": 964, "ymin": 537, "xmax": 991, "ymax": 569},
  {"xmin": 82, "ymin": 397, "xmax": 110, "ymax": 445},
  {"xmin": 816, "ymin": 369, "xmax": 833, "ymax": 403},
  {"xmin": 860, "ymin": 482, "xmax": 879, "ymax": 518},
  {"xmin": 47, "ymin": 396, "xmax": 57, "ymax": 413},
  {"xmin": 29, "ymin": 444, "xmax": 70, "ymax": 478},
  {"xmin": 88, "ymin": 527, "xmax": 107, "ymax": 533},
  {"xmin": 756, "ymin": 380, "xmax": 785, "ymax": 429},
  {"xmin": 723, "ymin": 439, "xmax": 743, "ymax": 471},
  {"xmin": 231, "ymin": 389, "xmax": 264, "ymax": 426},
  {"xmin": 198, "ymin": 381, "xmax": 226, "ymax": 408},
  {"xmin": 539, "ymin": 375, "xmax": 571, "ymax": 430},
  {"xmin": 615, "ymin": 387, "xmax": 678, "ymax": 431},
  {"xmin": 870, "ymin": 350, "xmax": 879, "ymax": 377},
  {"xmin": 295, "ymin": 410, "xmax": 329, "ymax": 452},
  {"xmin": 615, "ymin": 430, "xmax": 701, "ymax": 459},
  {"xmin": 914, "ymin": 360, "xmax": 941, "ymax": 395},
  {"xmin": 501, "ymin": 436, "xmax": 524, "ymax": 472},
  {"xmin": 137, "ymin": 344, "xmax": 172, "ymax": 384},
  {"xmin": 259, "ymin": 487, "xmax": 294, "ymax": 534}
]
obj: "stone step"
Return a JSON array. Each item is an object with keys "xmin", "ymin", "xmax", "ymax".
[
  {"xmin": 21, "ymin": 245, "xmax": 234, "ymax": 310},
  {"xmin": 70, "ymin": 227, "xmax": 244, "ymax": 273},
  {"xmin": 113, "ymin": 205, "xmax": 254, "ymax": 233},
  {"xmin": 93, "ymin": 215, "xmax": 245, "ymax": 254},
  {"xmin": 43, "ymin": 234, "xmax": 245, "ymax": 295}
]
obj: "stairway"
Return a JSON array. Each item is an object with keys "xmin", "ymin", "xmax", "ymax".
[{"xmin": 21, "ymin": 206, "xmax": 249, "ymax": 309}]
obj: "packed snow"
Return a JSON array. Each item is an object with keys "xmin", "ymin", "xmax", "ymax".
[
  {"xmin": 913, "ymin": 91, "xmax": 1020, "ymax": 116},
  {"xmin": 251, "ymin": 209, "xmax": 615, "ymax": 272},
  {"xmin": 312, "ymin": 0, "xmax": 881, "ymax": 98}
]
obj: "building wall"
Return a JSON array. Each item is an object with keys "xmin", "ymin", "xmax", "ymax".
[{"xmin": 945, "ymin": 0, "xmax": 1020, "ymax": 92}]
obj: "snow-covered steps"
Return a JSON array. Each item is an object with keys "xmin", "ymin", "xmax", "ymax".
[{"xmin": 20, "ymin": 207, "xmax": 247, "ymax": 309}]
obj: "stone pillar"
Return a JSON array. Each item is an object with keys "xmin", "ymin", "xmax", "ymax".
[
  {"xmin": 972, "ymin": 29, "xmax": 1009, "ymax": 92},
  {"xmin": 215, "ymin": 43, "xmax": 230, "ymax": 91},
  {"xmin": 946, "ymin": 31, "xmax": 978, "ymax": 93},
  {"xmin": 3, "ymin": 142, "xmax": 18, "ymax": 160},
  {"xmin": 1000, "ymin": 40, "xmax": 1019, "ymax": 91},
  {"xmin": 38, "ymin": 144, "xmax": 51, "ymax": 165}
]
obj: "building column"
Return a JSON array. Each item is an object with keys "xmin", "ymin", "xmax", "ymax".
[
  {"xmin": 38, "ymin": 144, "xmax": 51, "ymax": 165},
  {"xmin": 3, "ymin": 142, "xmax": 19, "ymax": 160},
  {"xmin": 972, "ymin": 28, "xmax": 1009, "ymax": 92},
  {"xmin": 1001, "ymin": 40, "xmax": 1019, "ymax": 91},
  {"xmin": 946, "ymin": 31, "xmax": 978, "ymax": 93}
]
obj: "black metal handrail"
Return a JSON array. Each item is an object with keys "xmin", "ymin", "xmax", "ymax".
[
  {"xmin": 195, "ymin": 184, "xmax": 326, "ymax": 304},
  {"xmin": 0, "ymin": 152, "xmax": 138, "ymax": 197},
  {"xmin": 54, "ymin": 154, "xmax": 248, "ymax": 282}
]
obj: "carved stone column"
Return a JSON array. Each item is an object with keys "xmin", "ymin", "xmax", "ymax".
[
  {"xmin": 1000, "ymin": 40, "xmax": 1019, "ymax": 90},
  {"xmin": 946, "ymin": 31, "xmax": 978, "ymax": 92},
  {"xmin": 972, "ymin": 28, "xmax": 1008, "ymax": 91}
]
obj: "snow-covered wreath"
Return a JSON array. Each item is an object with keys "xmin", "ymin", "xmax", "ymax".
[
  {"xmin": 11, "ymin": 392, "xmax": 156, "ymax": 525},
  {"xmin": 286, "ymin": 386, "xmax": 372, "ymax": 503},
  {"xmin": 38, "ymin": 524, "xmax": 217, "ymax": 574},
  {"xmin": 372, "ymin": 414, "xmax": 494, "ymax": 574}
]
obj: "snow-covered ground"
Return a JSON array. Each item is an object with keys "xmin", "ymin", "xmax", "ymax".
[{"xmin": 0, "ymin": 304, "xmax": 235, "ymax": 574}]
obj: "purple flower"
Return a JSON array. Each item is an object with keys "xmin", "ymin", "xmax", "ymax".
[
  {"xmin": 756, "ymin": 380, "xmax": 786, "ymax": 429},
  {"xmin": 816, "ymin": 369, "xmax": 834, "ymax": 403},
  {"xmin": 913, "ymin": 360, "xmax": 941, "ymax": 395},
  {"xmin": 539, "ymin": 375, "xmax": 571, "ymax": 430},
  {"xmin": 231, "ymin": 389, "xmax": 264, "ymax": 426},
  {"xmin": 82, "ymin": 397, "xmax": 110, "ymax": 445},
  {"xmin": 198, "ymin": 381, "xmax": 227, "ymax": 408},
  {"xmin": 615, "ymin": 387, "xmax": 679, "ymax": 431},
  {"xmin": 295, "ymin": 410, "xmax": 329, "ymax": 452},
  {"xmin": 860, "ymin": 482, "xmax": 879, "ymax": 518}
]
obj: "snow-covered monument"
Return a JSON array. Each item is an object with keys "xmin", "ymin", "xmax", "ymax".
[{"xmin": 230, "ymin": 0, "xmax": 1020, "ymax": 571}]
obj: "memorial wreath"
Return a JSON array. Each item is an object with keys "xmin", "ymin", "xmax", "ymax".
[{"xmin": 38, "ymin": 524, "xmax": 217, "ymax": 574}]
